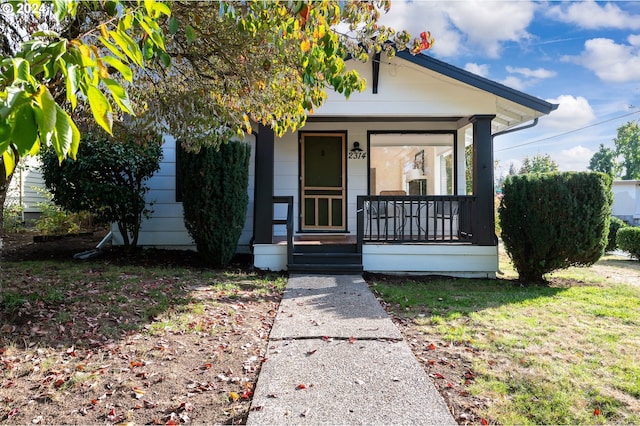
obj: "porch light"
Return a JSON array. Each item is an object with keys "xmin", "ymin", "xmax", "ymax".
[{"xmin": 350, "ymin": 141, "xmax": 363, "ymax": 152}]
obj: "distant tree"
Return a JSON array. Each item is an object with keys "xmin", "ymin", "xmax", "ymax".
[
  {"xmin": 519, "ymin": 154, "xmax": 559, "ymax": 174},
  {"xmin": 508, "ymin": 162, "xmax": 517, "ymax": 176},
  {"xmin": 588, "ymin": 144, "xmax": 619, "ymax": 178},
  {"xmin": 614, "ymin": 121, "xmax": 640, "ymax": 180}
]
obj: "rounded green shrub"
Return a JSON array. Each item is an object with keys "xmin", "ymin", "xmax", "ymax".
[
  {"xmin": 499, "ymin": 172, "xmax": 612, "ymax": 283},
  {"xmin": 41, "ymin": 133, "xmax": 162, "ymax": 251},
  {"xmin": 607, "ymin": 216, "xmax": 628, "ymax": 252},
  {"xmin": 178, "ymin": 140, "xmax": 250, "ymax": 268},
  {"xmin": 616, "ymin": 227, "xmax": 640, "ymax": 260}
]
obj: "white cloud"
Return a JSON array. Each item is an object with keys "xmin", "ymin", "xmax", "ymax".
[
  {"xmin": 380, "ymin": 1, "xmax": 536, "ymax": 58},
  {"xmin": 547, "ymin": 1, "xmax": 640, "ymax": 30},
  {"xmin": 464, "ymin": 63, "xmax": 490, "ymax": 77},
  {"xmin": 379, "ymin": 2, "xmax": 462, "ymax": 57},
  {"xmin": 557, "ymin": 146, "xmax": 594, "ymax": 171},
  {"xmin": 564, "ymin": 37, "xmax": 640, "ymax": 82},
  {"xmin": 505, "ymin": 66, "xmax": 557, "ymax": 79},
  {"xmin": 443, "ymin": 1, "xmax": 536, "ymax": 58},
  {"xmin": 543, "ymin": 95, "xmax": 596, "ymax": 130},
  {"xmin": 500, "ymin": 75, "xmax": 527, "ymax": 91}
]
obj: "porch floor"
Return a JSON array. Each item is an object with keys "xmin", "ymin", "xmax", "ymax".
[
  {"xmin": 273, "ymin": 235, "xmax": 357, "ymax": 245},
  {"xmin": 272, "ymin": 235, "xmax": 469, "ymax": 245}
]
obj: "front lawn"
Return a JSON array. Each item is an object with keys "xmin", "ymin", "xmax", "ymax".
[
  {"xmin": 0, "ymin": 256, "xmax": 285, "ymax": 425},
  {"xmin": 370, "ymin": 251, "xmax": 640, "ymax": 425}
]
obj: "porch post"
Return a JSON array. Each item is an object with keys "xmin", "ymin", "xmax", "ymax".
[
  {"xmin": 471, "ymin": 115, "xmax": 496, "ymax": 246},
  {"xmin": 253, "ymin": 124, "xmax": 275, "ymax": 244}
]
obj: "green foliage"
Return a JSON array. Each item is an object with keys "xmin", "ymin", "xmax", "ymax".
[
  {"xmin": 40, "ymin": 132, "xmax": 162, "ymax": 250},
  {"xmin": 178, "ymin": 140, "xmax": 250, "ymax": 268},
  {"xmin": 617, "ymin": 227, "xmax": 640, "ymax": 260},
  {"xmin": 33, "ymin": 198, "xmax": 80, "ymax": 236},
  {"xmin": 518, "ymin": 153, "xmax": 559, "ymax": 174},
  {"xmin": 141, "ymin": 1, "xmax": 431, "ymax": 152},
  {"xmin": 589, "ymin": 143, "xmax": 620, "ymax": 178},
  {"xmin": 2, "ymin": 201, "xmax": 25, "ymax": 233},
  {"xmin": 614, "ymin": 121, "xmax": 640, "ymax": 180},
  {"xmin": 0, "ymin": 0, "xmax": 170, "ymax": 178},
  {"xmin": 607, "ymin": 216, "xmax": 628, "ymax": 252},
  {"xmin": 499, "ymin": 172, "xmax": 613, "ymax": 282}
]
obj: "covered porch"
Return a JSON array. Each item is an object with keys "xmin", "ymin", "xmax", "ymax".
[{"xmin": 249, "ymin": 51, "xmax": 557, "ymax": 277}]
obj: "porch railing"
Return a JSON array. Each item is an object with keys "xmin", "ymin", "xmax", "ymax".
[
  {"xmin": 273, "ymin": 196, "xmax": 294, "ymax": 266},
  {"xmin": 356, "ymin": 195, "xmax": 475, "ymax": 246}
]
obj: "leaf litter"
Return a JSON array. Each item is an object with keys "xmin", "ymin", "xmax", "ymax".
[{"xmin": 1, "ymin": 234, "xmax": 284, "ymax": 425}]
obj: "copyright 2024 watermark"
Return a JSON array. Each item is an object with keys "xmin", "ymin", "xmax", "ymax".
[{"xmin": 0, "ymin": 2, "xmax": 43, "ymax": 16}]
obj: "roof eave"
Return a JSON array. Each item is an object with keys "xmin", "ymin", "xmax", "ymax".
[{"xmin": 395, "ymin": 50, "xmax": 559, "ymax": 115}]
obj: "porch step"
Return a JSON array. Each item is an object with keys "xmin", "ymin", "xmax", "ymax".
[
  {"xmin": 287, "ymin": 263, "xmax": 363, "ymax": 274},
  {"xmin": 288, "ymin": 243, "xmax": 363, "ymax": 274}
]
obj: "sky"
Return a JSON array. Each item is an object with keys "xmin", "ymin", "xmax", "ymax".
[{"xmin": 378, "ymin": 0, "xmax": 640, "ymax": 176}]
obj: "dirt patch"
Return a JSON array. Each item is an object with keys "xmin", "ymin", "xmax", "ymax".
[{"xmin": 1, "ymin": 231, "xmax": 281, "ymax": 425}]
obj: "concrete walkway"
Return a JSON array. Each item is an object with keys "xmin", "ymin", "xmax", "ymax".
[{"xmin": 247, "ymin": 274, "xmax": 456, "ymax": 425}]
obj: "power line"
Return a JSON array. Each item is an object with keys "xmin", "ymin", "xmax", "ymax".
[{"xmin": 496, "ymin": 109, "xmax": 640, "ymax": 153}]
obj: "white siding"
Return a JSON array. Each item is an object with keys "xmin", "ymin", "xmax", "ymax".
[
  {"xmin": 612, "ymin": 180, "xmax": 640, "ymax": 225},
  {"xmin": 112, "ymin": 134, "xmax": 256, "ymax": 252},
  {"xmin": 316, "ymin": 56, "xmax": 498, "ymax": 118},
  {"xmin": 5, "ymin": 156, "xmax": 48, "ymax": 216}
]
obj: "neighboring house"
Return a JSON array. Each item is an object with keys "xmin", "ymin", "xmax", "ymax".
[
  {"xmin": 5, "ymin": 156, "xmax": 47, "ymax": 223},
  {"xmin": 612, "ymin": 180, "xmax": 640, "ymax": 225},
  {"xmin": 114, "ymin": 50, "xmax": 558, "ymax": 277}
]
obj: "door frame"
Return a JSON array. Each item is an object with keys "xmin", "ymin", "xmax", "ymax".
[{"xmin": 299, "ymin": 131, "xmax": 348, "ymax": 232}]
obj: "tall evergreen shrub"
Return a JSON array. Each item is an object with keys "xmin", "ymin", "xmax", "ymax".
[
  {"xmin": 178, "ymin": 140, "xmax": 250, "ymax": 267},
  {"xmin": 499, "ymin": 172, "xmax": 612, "ymax": 282}
]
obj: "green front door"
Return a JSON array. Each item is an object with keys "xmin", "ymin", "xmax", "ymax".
[{"xmin": 300, "ymin": 133, "xmax": 346, "ymax": 231}]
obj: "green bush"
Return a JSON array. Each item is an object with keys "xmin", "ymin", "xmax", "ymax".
[
  {"xmin": 607, "ymin": 216, "xmax": 628, "ymax": 252},
  {"xmin": 178, "ymin": 140, "xmax": 250, "ymax": 268},
  {"xmin": 2, "ymin": 202, "xmax": 25, "ymax": 233},
  {"xmin": 616, "ymin": 227, "xmax": 640, "ymax": 260},
  {"xmin": 40, "ymin": 133, "xmax": 162, "ymax": 251},
  {"xmin": 499, "ymin": 172, "xmax": 612, "ymax": 283}
]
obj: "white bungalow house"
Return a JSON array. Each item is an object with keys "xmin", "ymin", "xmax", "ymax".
[
  {"xmin": 5, "ymin": 155, "xmax": 47, "ymax": 223},
  {"xmin": 612, "ymin": 180, "xmax": 640, "ymax": 225},
  {"xmin": 115, "ymin": 50, "xmax": 557, "ymax": 277}
]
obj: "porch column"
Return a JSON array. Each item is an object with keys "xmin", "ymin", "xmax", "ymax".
[
  {"xmin": 471, "ymin": 115, "xmax": 496, "ymax": 246},
  {"xmin": 253, "ymin": 124, "xmax": 275, "ymax": 244}
]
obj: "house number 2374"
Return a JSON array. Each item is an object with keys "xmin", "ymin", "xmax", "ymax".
[{"xmin": 348, "ymin": 151, "xmax": 367, "ymax": 160}]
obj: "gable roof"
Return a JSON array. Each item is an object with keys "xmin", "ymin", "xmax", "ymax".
[{"xmin": 394, "ymin": 50, "xmax": 559, "ymax": 132}]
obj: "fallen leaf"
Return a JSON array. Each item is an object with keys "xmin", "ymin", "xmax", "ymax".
[
  {"xmin": 594, "ymin": 408, "xmax": 601, "ymax": 416},
  {"xmin": 348, "ymin": 336, "xmax": 356, "ymax": 344},
  {"xmin": 480, "ymin": 418, "xmax": 489, "ymax": 425},
  {"xmin": 296, "ymin": 384, "xmax": 306, "ymax": 390},
  {"xmin": 306, "ymin": 349, "xmax": 317, "ymax": 356},
  {"xmin": 428, "ymin": 343, "xmax": 436, "ymax": 350},
  {"xmin": 229, "ymin": 392, "xmax": 239, "ymax": 402}
]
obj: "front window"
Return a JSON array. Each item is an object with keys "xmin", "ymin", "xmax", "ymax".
[{"xmin": 369, "ymin": 133, "xmax": 455, "ymax": 196}]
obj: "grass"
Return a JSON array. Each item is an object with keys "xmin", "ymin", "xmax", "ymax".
[{"xmin": 372, "ymin": 249, "xmax": 640, "ymax": 425}]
